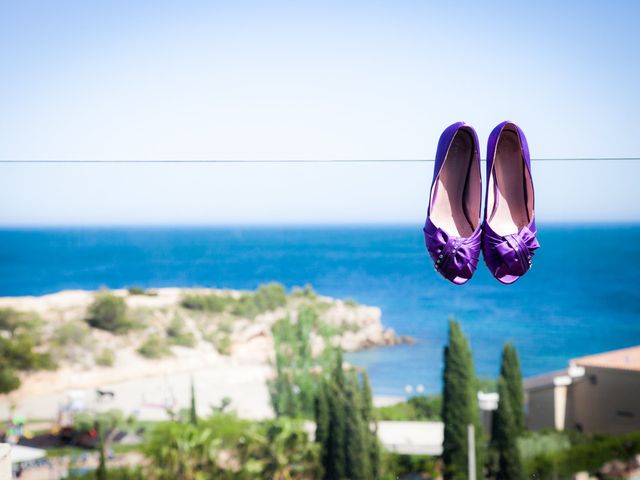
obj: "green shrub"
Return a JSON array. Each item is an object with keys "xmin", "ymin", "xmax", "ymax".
[
  {"xmin": 182, "ymin": 283, "xmax": 287, "ymax": 319},
  {"xmin": 382, "ymin": 452, "xmax": 438, "ymax": 479},
  {"xmin": 0, "ymin": 308, "xmax": 24, "ymax": 333},
  {"xmin": 252, "ymin": 282, "xmax": 287, "ymax": 312},
  {"xmin": 144, "ymin": 414, "xmax": 319, "ymax": 480},
  {"xmin": 95, "ymin": 348, "xmax": 115, "ymax": 367},
  {"xmin": 166, "ymin": 315, "xmax": 196, "ymax": 348},
  {"xmin": 181, "ymin": 293, "xmax": 230, "ymax": 312},
  {"xmin": 0, "ymin": 367, "xmax": 21, "ymax": 394},
  {"xmin": 0, "ymin": 334, "xmax": 56, "ymax": 371},
  {"xmin": 212, "ymin": 333, "xmax": 231, "ymax": 355},
  {"xmin": 0, "ymin": 308, "xmax": 55, "ymax": 393},
  {"xmin": 375, "ymin": 395, "xmax": 442, "ymax": 421},
  {"xmin": 290, "ymin": 284, "xmax": 317, "ymax": 300},
  {"xmin": 73, "ymin": 409, "xmax": 125, "ymax": 433},
  {"xmin": 231, "ymin": 283, "xmax": 287, "ymax": 318},
  {"xmin": 86, "ymin": 292, "xmax": 130, "ymax": 333},
  {"xmin": 137, "ymin": 334, "xmax": 171, "ymax": 359},
  {"xmin": 127, "ymin": 286, "xmax": 155, "ymax": 296},
  {"xmin": 518, "ymin": 430, "xmax": 571, "ymax": 463},
  {"xmin": 526, "ymin": 431, "xmax": 640, "ymax": 478},
  {"xmin": 52, "ymin": 321, "xmax": 91, "ymax": 347},
  {"xmin": 344, "ymin": 298, "xmax": 359, "ymax": 307},
  {"xmin": 0, "ymin": 308, "xmax": 44, "ymax": 341}
]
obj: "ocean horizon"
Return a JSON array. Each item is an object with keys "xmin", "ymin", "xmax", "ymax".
[{"xmin": 1, "ymin": 223, "xmax": 639, "ymax": 396}]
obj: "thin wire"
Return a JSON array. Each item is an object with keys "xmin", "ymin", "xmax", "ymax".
[{"xmin": 0, "ymin": 157, "xmax": 638, "ymax": 164}]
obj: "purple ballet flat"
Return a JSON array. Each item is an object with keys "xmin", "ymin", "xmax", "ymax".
[
  {"xmin": 482, "ymin": 121, "xmax": 540, "ymax": 284},
  {"xmin": 423, "ymin": 122, "xmax": 482, "ymax": 285}
]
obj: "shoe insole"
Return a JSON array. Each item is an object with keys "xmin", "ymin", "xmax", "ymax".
[
  {"xmin": 488, "ymin": 129, "xmax": 531, "ymax": 236},
  {"xmin": 430, "ymin": 130, "xmax": 476, "ymax": 238}
]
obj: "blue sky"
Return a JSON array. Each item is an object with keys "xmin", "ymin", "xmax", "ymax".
[{"xmin": 1, "ymin": 1, "xmax": 639, "ymax": 225}]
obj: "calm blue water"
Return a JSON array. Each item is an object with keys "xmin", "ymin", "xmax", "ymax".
[{"xmin": 1, "ymin": 225, "xmax": 639, "ymax": 396}]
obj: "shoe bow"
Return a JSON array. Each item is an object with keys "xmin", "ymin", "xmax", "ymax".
[
  {"xmin": 423, "ymin": 222, "xmax": 481, "ymax": 284},
  {"xmin": 485, "ymin": 225, "xmax": 540, "ymax": 277}
]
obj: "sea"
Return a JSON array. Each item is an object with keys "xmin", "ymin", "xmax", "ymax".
[{"xmin": 1, "ymin": 225, "xmax": 639, "ymax": 396}]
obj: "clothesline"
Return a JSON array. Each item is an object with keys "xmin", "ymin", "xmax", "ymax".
[{"xmin": 0, "ymin": 157, "xmax": 638, "ymax": 164}]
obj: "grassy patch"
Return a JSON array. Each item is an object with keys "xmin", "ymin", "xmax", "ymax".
[
  {"xmin": 181, "ymin": 282, "xmax": 287, "ymax": 319},
  {"xmin": 166, "ymin": 315, "xmax": 196, "ymax": 348},
  {"xmin": 95, "ymin": 348, "xmax": 115, "ymax": 367},
  {"xmin": 137, "ymin": 334, "xmax": 171, "ymax": 359}
]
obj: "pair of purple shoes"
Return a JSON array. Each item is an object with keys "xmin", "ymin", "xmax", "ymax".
[{"xmin": 423, "ymin": 121, "xmax": 539, "ymax": 285}]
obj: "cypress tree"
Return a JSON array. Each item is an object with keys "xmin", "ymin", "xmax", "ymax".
[
  {"xmin": 442, "ymin": 319, "xmax": 483, "ymax": 480},
  {"xmin": 493, "ymin": 377, "xmax": 524, "ymax": 480},
  {"xmin": 499, "ymin": 343, "xmax": 525, "ymax": 434},
  {"xmin": 95, "ymin": 421, "xmax": 107, "ymax": 480},
  {"xmin": 321, "ymin": 351, "xmax": 347, "ymax": 480},
  {"xmin": 316, "ymin": 350, "xmax": 379, "ymax": 480},
  {"xmin": 344, "ymin": 373, "xmax": 367, "ymax": 480},
  {"xmin": 189, "ymin": 377, "xmax": 198, "ymax": 426},
  {"xmin": 315, "ymin": 379, "xmax": 330, "ymax": 467},
  {"xmin": 334, "ymin": 349, "xmax": 346, "ymax": 390},
  {"xmin": 360, "ymin": 371, "xmax": 380, "ymax": 479}
]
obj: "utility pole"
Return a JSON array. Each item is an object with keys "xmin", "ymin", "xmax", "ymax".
[{"xmin": 468, "ymin": 424, "xmax": 476, "ymax": 480}]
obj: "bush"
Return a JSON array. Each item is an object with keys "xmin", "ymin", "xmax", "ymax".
[
  {"xmin": 518, "ymin": 430, "xmax": 571, "ymax": 463},
  {"xmin": 0, "ymin": 308, "xmax": 55, "ymax": 393},
  {"xmin": 182, "ymin": 283, "xmax": 287, "ymax": 319},
  {"xmin": 73, "ymin": 409, "xmax": 125, "ymax": 433},
  {"xmin": 0, "ymin": 308, "xmax": 24, "ymax": 333},
  {"xmin": 86, "ymin": 292, "xmax": 130, "ymax": 333},
  {"xmin": 52, "ymin": 321, "xmax": 91, "ymax": 347},
  {"xmin": 181, "ymin": 294, "xmax": 230, "ymax": 312},
  {"xmin": 0, "ymin": 367, "xmax": 21, "ymax": 394},
  {"xmin": 137, "ymin": 334, "xmax": 171, "ymax": 358},
  {"xmin": 253, "ymin": 282, "xmax": 287, "ymax": 312},
  {"xmin": 166, "ymin": 315, "xmax": 196, "ymax": 348},
  {"xmin": 382, "ymin": 452, "xmax": 439, "ymax": 479},
  {"xmin": 375, "ymin": 395, "xmax": 442, "ymax": 421},
  {"xmin": 526, "ymin": 431, "xmax": 640, "ymax": 478},
  {"xmin": 95, "ymin": 348, "xmax": 115, "ymax": 367},
  {"xmin": 127, "ymin": 286, "xmax": 152, "ymax": 295},
  {"xmin": 0, "ymin": 308, "xmax": 44, "ymax": 341},
  {"xmin": 0, "ymin": 334, "xmax": 56, "ymax": 371},
  {"xmin": 344, "ymin": 298, "xmax": 359, "ymax": 307},
  {"xmin": 290, "ymin": 284, "xmax": 317, "ymax": 300},
  {"xmin": 230, "ymin": 283, "xmax": 287, "ymax": 319},
  {"xmin": 212, "ymin": 333, "xmax": 231, "ymax": 355},
  {"xmin": 144, "ymin": 414, "xmax": 319, "ymax": 480}
]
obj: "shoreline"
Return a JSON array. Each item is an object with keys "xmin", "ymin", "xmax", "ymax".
[{"xmin": 0, "ymin": 287, "xmax": 412, "ymax": 420}]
